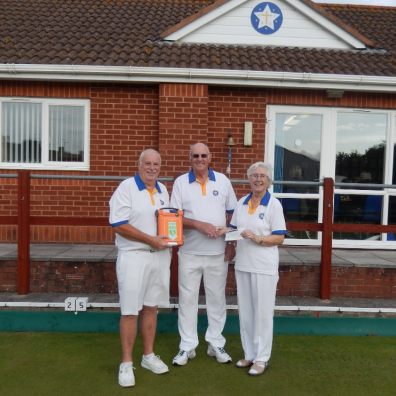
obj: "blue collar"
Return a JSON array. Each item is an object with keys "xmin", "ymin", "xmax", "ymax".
[
  {"xmin": 188, "ymin": 168, "xmax": 216, "ymax": 183},
  {"xmin": 134, "ymin": 174, "xmax": 162, "ymax": 193},
  {"xmin": 242, "ymin": 191, "xmax": 271, "ymax": 206}
]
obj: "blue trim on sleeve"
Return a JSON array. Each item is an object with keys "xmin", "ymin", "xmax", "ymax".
[
  {"xmin": 111, "ymin": 220, "xmax": 129, "ymax": 227},
  {"xmin": 272, "ymin": 230, "xmax": 288, "ymax": 235},
  {"xmin": 229, "ymin": 224, "xmax": 237, "ymax": 229},
  {"xmin": 226, "ymin": 209, "xmax": 234, "ymax": 214}
]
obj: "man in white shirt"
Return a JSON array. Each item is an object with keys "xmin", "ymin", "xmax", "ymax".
[
  {"xmin": 170, "ymin": 142, "xmax": 237, "ymax": 366},
  {"xmin": 109, "ymin": 149, "xmax": 171, "ymax": 387}
]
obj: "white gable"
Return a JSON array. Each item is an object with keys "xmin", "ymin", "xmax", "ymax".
[{"xmin": 164, "ymin": 0, "xmax": 367, "ymax": 49}]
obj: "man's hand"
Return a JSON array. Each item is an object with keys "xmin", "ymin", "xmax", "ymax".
[
  {"xmin": 149, "ymin": 235, "xmax": 170, "ymax": 250},
  {"xmin": 198, "ymin": 222, "xmax": 222, "ymax": 238}
]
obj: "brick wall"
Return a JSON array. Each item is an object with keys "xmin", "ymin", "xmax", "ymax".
[
  {"xmin": 1, "ymin": 258, "xmax": 395, "ymax": 299},
  {"xmin": 2, "ymin": 81, "xmax": 396, "ymax": 243},
  {"xmin": 159, "ymin": 83, "xmax": 209, "ymax": 176}
]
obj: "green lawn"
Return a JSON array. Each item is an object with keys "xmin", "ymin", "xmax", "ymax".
[{"xmin": 0, "ymin": 332, "xmax": 395, "ymax": 396}]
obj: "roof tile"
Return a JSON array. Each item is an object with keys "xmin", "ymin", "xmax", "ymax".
[{"xmin": 0, "ymin": 0, "xmax": 395, "ymax": 76}]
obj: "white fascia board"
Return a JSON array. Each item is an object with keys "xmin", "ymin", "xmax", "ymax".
[
  {"xmin": 164, "ymin": 0, "xmax": 366, "ymax": 49},
  {"xmin": 283, "ymin": 0, "xmax": 366, "ymax": 49},
  {"xmin": 163, "ymin": 0, "xmax": 246, "ymax": 41},
  {"xmin": 1, "ymin": 64, "xmax": 396, "ymax": 93}
]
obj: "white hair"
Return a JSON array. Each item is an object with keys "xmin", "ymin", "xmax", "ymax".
[
  {"xmin": 138, "ymin": 148, "xmax": 161, "ymax": 166},
  {"xmin": 247, "ymin": 162, "xmax": 273, "ymax": 185}
]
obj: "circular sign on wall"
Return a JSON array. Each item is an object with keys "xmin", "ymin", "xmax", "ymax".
[{"xmin": 251, "ymin": 2, "xmax": 283, "ymax": 35}]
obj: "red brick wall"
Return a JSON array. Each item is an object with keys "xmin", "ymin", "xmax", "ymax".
[
  {"xmin": 159, "ymin": 83, "xmax": 209, "ymax": 176},
  {"xmin": 1, "ymin": 258, "xmax": 395, "ymax": 299},
  {"xmin": 2, "ymin": 81, "xmax": 396, "ymax": 243}
]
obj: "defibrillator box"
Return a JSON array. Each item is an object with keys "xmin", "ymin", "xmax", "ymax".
[{"xmin": 156, "ymin": 207, "xmax": 184, "ymax": 246}]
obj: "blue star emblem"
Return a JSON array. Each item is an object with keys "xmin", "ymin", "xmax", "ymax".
[
  {"xmin": 251, "ymin": 2, "xmax": 283, "ymax": 35},
  {"xmin": 259, "ymin": 213, "xmax": 265, "ymax": 219}
]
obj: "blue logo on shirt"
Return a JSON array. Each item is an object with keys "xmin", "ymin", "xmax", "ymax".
[
  {"xmin": 251, "ymin": 2, "xmax": 283, "ymax": 35},
  {"xmin": 213, "ymin": 190, "xmax": 219, "ymax": 196},
  {"xmin": 160, "ymin": 200, "xmax": 164, "ymax": 205},
  {"xmin": 259, "ymin": 212, "xmax": 265, "ymax": 219}
]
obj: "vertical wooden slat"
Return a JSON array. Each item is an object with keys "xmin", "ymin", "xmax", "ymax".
[
  {"xmin": 170, "ymin": 247, "xmax": 179, "ymax": 297},
  {"xmin": 17, "ymin": 170, "xmax": 30, "ymax": 294},
  {"xmin": 320, "ymin": 177, "xmax": 334, "ymax": 299}
]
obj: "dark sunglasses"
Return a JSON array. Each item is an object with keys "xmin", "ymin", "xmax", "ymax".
[{"xmin": 192, "ymin": 154, "xmax": 208, "ymax": 159}]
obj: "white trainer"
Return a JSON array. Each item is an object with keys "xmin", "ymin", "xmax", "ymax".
[
  {"xmin": 141, "ymin": 354, "xmax": 169, "ymax": 374},
  {"xmin": 207, "ymin": 344, "xmax": 232, "ymax": 363},
  {"xmin": 172, "ymin": 349, "xmax": 196, "ymax": 366},
  {"xmin": 118, "ymin": 362, "xmax": 135, "ymax": 387}
]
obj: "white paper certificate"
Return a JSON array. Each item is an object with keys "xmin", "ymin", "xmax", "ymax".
[{"xmin": 225, "ymin": 229, "xmax": 243, "ymax": 241}]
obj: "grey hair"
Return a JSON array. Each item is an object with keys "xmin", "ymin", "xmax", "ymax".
[
  {"xmin": 247, "ymin": 162, "xmax": 273, "ymax": 185},
  {"xmin": 138, "ymin": 148, "xmax": 161, "ymax": 166}
]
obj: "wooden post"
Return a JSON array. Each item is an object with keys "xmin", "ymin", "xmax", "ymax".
[
  {"xmin": 170, "ymin": 247, "xmax": 179, "ymax": 297},
  {"xmin": 320, "ymin": 177, "xmax": 334, "ymax": 300},
  {"xmin": 17, "ymin": 170, "xmax": 30, "ymax": 294}
]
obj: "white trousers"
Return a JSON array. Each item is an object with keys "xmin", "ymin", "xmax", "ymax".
[
  {"xmin": 178, "ymin": 251, "xmax": 228, "ymax": 351},
  {"xmin": 236, "ymin": 270, "xmax": 278, "ymax": 363}
]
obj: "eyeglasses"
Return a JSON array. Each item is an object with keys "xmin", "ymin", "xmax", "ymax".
[
  {"xmin": 250, "ymin": 174, "xmax": 268, "ymax": 180},
  {"xmin": 192, "ymin": 154, "xmax": 208, "ymax": 159}
]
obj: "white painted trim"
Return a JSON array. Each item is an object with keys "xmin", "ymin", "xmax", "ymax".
[
  {"xmin": 0, "ymin": 97, "xmax": 90, "ymax": 171},
  {"xmin": 1, "ymin": 64, "xmax": 396, "ymax": 93},
  {"xmin": 283, "ymin": 0, "xmax": 366, "ymax": 49},
  {"xmin": 164, "ymin": 0, "xmax": 366, "ymax": 49},
  {"xmin": 164, "ymin": 0, "xmax": 247, "ymax": 41},
  {"xmin": 1, "ymin": 301, "xmax": 395, "ymax": 313}
]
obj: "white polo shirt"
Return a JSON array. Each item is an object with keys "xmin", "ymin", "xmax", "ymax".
[
  {"xmin": 171, "ymin": 168, "xmax": 237, "ymax": 255},
  {"xmin": 109, "ymin": 174, "xmax": 169, "ymax": 251},
  {"xmin": 230, "ymin": 191, "xmax": 287, "ymax": 275}
]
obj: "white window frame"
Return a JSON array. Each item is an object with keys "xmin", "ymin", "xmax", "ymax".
[
  {"xmin": 266, "ymin": 105, "xmax": 396, "ymax": 249},
  {"xmin": 0, "ymin": 97, "xmax": 90, "ymax": 171}
]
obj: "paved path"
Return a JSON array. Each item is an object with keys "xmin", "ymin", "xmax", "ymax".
[
  {"xmin": 1, "ymin": 243, "xmax": 396, "ymax": 268},
  {"xmin": 1, "ymin": 243, "xmax": 395, "ymax": 315}
]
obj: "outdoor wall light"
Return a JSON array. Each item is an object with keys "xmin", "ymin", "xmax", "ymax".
[{"xmin": 244, "ymin": 121, "xmax": 253, "ymax": 146}]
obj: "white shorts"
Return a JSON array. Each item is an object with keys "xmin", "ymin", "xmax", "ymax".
[{"xmin": 116, "ymin": 249, "xmax": 171, "ymax": 315}]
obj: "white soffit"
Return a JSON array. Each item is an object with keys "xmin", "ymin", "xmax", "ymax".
[{"xmin": 163, "ymin": 0, "xmax": 367, "ymax": 49}]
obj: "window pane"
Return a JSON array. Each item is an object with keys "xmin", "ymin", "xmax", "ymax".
[
  {"xmin": 334, "ymin": 193, "xmax": 383, "ymax": 240},
  {"xmin": 1, "ymin": 102, "xmax": 41, "ymax": 163},
  {"xmin": 279, "ymin": 197, "xmax": 318, "ymax": 240},
  {"xmin": 274, "ymin": 113, "xmax": 321, "ymax": 193},
  {"xmin": 336, "ymin": 112, "xmax": 386, "ymax": 185},
  {"xmin": 49, "ymin": 105, "xmax": 84, "ymax": 162}
]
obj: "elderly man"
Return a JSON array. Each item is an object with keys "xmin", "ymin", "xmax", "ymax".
[
  {"xmin": 170, "ymin": 142, "xmax": 237, "ymax": 366},
  {"xmin": 109, "ymin": 149, "xmax": 171, "ymax": 387}
]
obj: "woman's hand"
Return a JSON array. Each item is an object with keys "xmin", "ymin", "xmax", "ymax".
[
  {"xmin": 241, "ymin": 229, "xmax": 256, "ymax": 241},
  {"xmin": 241, "ymin": 229, "xmax": 263, "ymax": 245}
]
